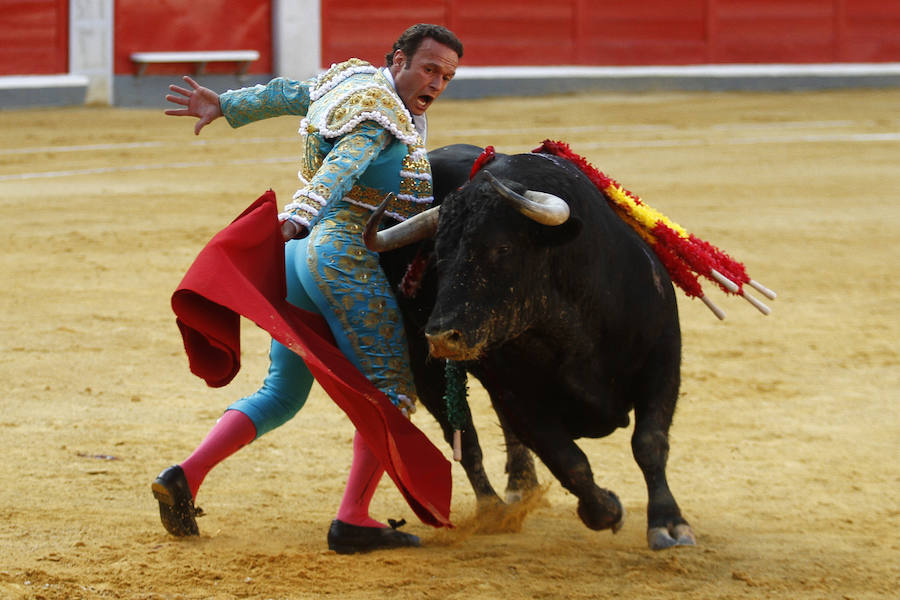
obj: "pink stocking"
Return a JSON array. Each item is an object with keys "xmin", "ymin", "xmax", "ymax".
[
  {"xmin": 179, "ymin": 409, "xmax": 257, "ymax": 500},
  {"xmin": 336, "ymin": 430, "xmax": 386, "ymax": 528}
]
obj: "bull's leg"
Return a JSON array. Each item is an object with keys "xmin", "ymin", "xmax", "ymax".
[
  {"xmin": 495, "ymin": 408, "xmax": 538, "ymax": 503},
  {"xmin": 453, "ymin": 411, "xmax": 503, "ymax": 507},
  {"xmin": 630, "ymin": 341, "xmax": 696, "ymax": 549},
  {"xmin": 541, "ymin": 432, "xmax": 624, "ymax": 532},
  {"xmin": 631, "ymin": 425, "xmax": 694, "ymax": 549},
  {"xmin": 488, "ymin": 385, "xmax": 624, "ymax": 532},
  {"xmin": 407, "ymin": 346, "xmax": 503, "ymax": 505},
  {"xmin": 472, "ymin": 370, "xmax": 539, "ymax": 505},
  {"xmin": 384, "ymin": 247, "xmax": 503, "ymax": 505}
]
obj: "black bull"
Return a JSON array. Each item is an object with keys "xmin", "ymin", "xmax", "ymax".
[{"xmin": 375, "ymin": 144, "xmax": 695, "ymax": 549}]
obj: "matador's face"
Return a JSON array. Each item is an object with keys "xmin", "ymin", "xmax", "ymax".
[{"xmin": 390, "ymin": 38, "xmax": 459, "ymax": 116}]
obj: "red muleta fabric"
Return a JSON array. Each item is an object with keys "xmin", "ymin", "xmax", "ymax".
[{"xmin": 170, "ymin": 190, "xmax": 452, "ymax": 528}]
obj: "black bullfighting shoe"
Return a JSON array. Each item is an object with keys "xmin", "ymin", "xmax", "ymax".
[
  {"xmin": 327, "ymin": 519, "xmax": 421, "ymax": 554},
  {"xmin": 151, "ymin": 465, "xmax": 203, "ymax": 536}
]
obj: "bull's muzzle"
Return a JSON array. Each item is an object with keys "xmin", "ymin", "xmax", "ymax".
[{"xmin": 425, "ymin": 329, "xmax": 467, "ymax": 360}]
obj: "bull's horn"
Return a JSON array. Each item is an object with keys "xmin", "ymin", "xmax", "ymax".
[
  {"xmin": 364, "ymin": 193, "xmax": 440, "ymax": 252},
  {"xmin": 484, "ymin": 171, "xmax": 570, "ymax": 226}
]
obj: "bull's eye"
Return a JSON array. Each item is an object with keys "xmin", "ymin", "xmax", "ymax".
[{"xmin": 490, "ymin": 245, "xmax": 511, "ymax": 260}]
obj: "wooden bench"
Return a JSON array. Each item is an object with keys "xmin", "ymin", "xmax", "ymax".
[{"xmin": 130, "ymin": 50, "xmax": 260, "ymax": 77}]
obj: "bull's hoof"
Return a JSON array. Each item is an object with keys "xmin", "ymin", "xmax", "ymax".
[
  {"xmin": 576, "ymin": 489, "xmax": 624, "ymax": 532},
  {"xmin": 647, "ymin": 523, "xmax": 696, "ymax": 550},
  {"xmin": 474, "ymin": 485, "xmax": 549, "ymax": 534},
  {"xmin": 506, "ymin": 488, "xmax": 525, "ymax": 504},
  {"xmin": 612, "ymin": 508, "xmax": 626, "ymax": 534},
  {"xmin": 505, "ymin": 468, "xmax": 540, "ymax": 504},
  {"xmin": 475, "ymin": 494, "xmax": 506, "ymax": 517},
  {"xmin": 505, "ymin": 484, "xmax": 546, "ymax": 506}
]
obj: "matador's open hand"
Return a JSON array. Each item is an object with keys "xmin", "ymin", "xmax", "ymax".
[{"xmin": 164, "ymin": 75, "xmax": 223, "ymax": 135}]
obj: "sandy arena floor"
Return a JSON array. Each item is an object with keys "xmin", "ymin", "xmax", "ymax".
[{"xmin": 1, "ymin": 87, "xmax": 898, "ymax": 599}]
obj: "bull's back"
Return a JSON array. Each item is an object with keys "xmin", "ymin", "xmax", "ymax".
[
  {"xmin": 428, "ymin": 144, "xmax": 483, "ymax": 203},
  {"xmin": 497, "ymin": 152, "xmax": 680, "ymax": 388}
]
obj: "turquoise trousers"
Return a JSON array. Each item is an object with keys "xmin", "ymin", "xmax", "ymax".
[{"xmin": 228, "ymin": 203, "xmax": 414, "ymax": 437}]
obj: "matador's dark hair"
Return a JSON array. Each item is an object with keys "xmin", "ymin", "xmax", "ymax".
[{"xmin": 385, "ymin": 23, "xmax": 463, "ymax": 67}]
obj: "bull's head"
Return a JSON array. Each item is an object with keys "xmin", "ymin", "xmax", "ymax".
[
  {"xmin": 364, "ymin": 172, "xmax": 570, "ymax": 253},
  {"xmin": 367, "ymin": 170, "xmax": 577, "ymax": 361}
]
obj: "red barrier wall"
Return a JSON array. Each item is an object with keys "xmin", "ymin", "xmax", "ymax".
[
  {"xmin": 321, "ymin": 0, "xmax": 900, "ymax": 67},
  {"xmin": 112, "ymin": 0, "xmax": 272, "ymax": 75},
  {"xmin": 0, "ymin": 0, "xmax": 68, "ymax": 74},
  {"xmin": 2, "ymin": 1, "xmax": 899, "ymax": 76}
]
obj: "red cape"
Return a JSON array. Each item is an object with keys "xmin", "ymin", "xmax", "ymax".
[{"xmin": 170, "ymin": 190, "xmax": 452, "ymax": 528}]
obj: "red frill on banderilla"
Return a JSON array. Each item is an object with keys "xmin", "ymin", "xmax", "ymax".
[{"xmin": 532, "ymin": 139, "xmax": 776, "ymax": 319}]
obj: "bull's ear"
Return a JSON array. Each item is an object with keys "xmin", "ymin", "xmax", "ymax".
[{"xmin": 538, "ymin": 216, "xmax": 582, "ymax": 246}]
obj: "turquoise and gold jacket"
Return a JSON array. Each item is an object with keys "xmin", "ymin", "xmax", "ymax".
[{"xmin": 219, "ymin": 59, "xmax": 434, "ymax": 230}]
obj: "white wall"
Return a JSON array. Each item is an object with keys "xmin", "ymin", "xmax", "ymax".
[
  {"xmin": 272, "ymin": 0, "xmax": 322, "ymax": 80},
  {"xmin": 68, "ymin": 0, "xmax": 319, "ymax": 104},
  {"xmin": 69, "ymin": 0, "xmax": 114, "ymax": 104}
]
